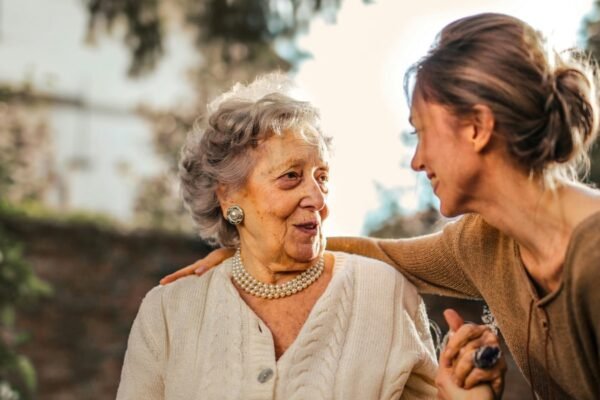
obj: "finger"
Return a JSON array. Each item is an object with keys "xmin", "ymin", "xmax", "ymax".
[
  {"xmin": 160, "ymin": 248, "xmax": 235, "ymax": 284},
  {"xmin": 457, "ymin": 331, "xmax": 498, "ymax": 359},
  {"xmin": 461, "ymin": 350, "xmax": 506, "ymax": 400},
  {"xmin": 435, "ymin": 367, "xmax": 452, "ymax": 399},
  {"xmin": 453, "ymin": 332, "xmax": 503, "ymax": 383},
  {"xmin": 490, "ymin": 366, "xmax": 506, "ymax": 398},
  {"xmin": 463, "ymin": 367, "xmax": 501, "ymax": 389},
  {"xmin": 159, "ymin": 264, "xmax": 199, "ymax": 285},
  {"xmin": 444, "ymin": 324, "xmax": 489, "ymax": 363},
  {"xmin": 452, "ymin": 344, "xmax": 482, "ymax": 387},
  {"xmin": 443, "ymin": 308, "xmax": 465, "ymax": 332},
  {"xmin": 194, "ymin": 248, "xmax": 235, "ymax": 276},
  {"xmin": 201, "ymin": 248, "xmax": 234, "ymax": 270},
  {"xmin": 435, "ymin": 363, "xmax": 467, "ymax": 400}
]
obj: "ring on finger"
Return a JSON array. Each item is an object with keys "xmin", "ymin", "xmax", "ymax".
[{"xmin": 473, "ymin": 346, "xmax": 502, "ymax": 370}]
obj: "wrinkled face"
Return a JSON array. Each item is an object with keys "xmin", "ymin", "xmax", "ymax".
[
  {"xmin": 227, "ymin": 129, "xmax": 330, "ymax": 264},
  {"xmin": 409, "ymin": 95, "xmax": 480, "ymax": 217}
]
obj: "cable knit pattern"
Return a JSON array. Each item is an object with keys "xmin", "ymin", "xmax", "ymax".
[
  {"xmin": 116, "ymin": 252, "xmax": 437, "ymax": 400},
  {"xmin": 196, "ymin": 271, "xmax": 243, "ymax": 399},
  {"xmin": 284, "ymin": 253, "xmax": 354, "ymax": 399}
]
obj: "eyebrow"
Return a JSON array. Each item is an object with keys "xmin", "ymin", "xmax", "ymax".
[
  {"xmin": 277, "ymin": 158, "xmax": 305, "ymax": 169},
  {"xmin": 271, "ymin": 158, "xmax": 329, "ymax": 174}
]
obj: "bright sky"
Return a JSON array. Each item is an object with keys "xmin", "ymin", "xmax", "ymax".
[
  {"xmin": 294, "ymin": 0, "xmax": 594, "ymax": 236},
  {"xmin": 0, "ymin": 0, "xmax": 594, "ymax": 235}
]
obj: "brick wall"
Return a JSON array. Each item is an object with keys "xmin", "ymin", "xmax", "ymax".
[{"xmin": 2, "ymin": 215, "xmax": 211, "ymax": 400}]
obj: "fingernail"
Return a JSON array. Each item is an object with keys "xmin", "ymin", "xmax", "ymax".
[{"xmin": 194, "ymin": 266, "xmax": 206, "ymax": 274}]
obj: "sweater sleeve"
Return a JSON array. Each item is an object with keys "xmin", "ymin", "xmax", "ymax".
[
  {"xmin": 566, "ymin": 227, "xmax": 600, "ymax": 389},
  {"xmin": 377, "ymin": 271, "xmax": 437, "ymax": 400},
  {"xmin": 398, "ymin": 295, "xmax": 438, "ymax": 400},
  {"xmin": 116, "ymin": 286, "xmax": 167, "ymax": 400},
  {"xmin": 327, "ymin": 216, "xmax": 481, "ymax": 298}
]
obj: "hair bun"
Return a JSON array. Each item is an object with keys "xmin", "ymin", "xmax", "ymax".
[{"xmin": 541, "ymin": 66, "xmax": 598, "ymax": 167}]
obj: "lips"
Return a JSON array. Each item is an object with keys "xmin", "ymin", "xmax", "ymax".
[
  {"xmin": 427, "ymin": 173, "xmax": 438, "ymax": 191},
  {"xmin": 294, "ymin": 221, "xmax": 319, "ymax": 235}
]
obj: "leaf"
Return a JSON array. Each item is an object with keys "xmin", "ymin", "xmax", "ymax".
[{"xmin": 15, "ymin": 355, "xmax": 36, "ymax": 392}]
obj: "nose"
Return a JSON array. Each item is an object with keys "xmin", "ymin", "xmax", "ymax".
[
  {"xmin": 299, "ymin": 177, "xmax": 327, "ymax": 211},
  {"xmin": 410, "ymin": 142, "xmax": 425, "ymax": 172}
]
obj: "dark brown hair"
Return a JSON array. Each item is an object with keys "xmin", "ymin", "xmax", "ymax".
[{"xmin": 405, "ymin": 13, "xmax": 599, "ymax": 183}]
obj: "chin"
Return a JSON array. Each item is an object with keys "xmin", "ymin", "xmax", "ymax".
[
  {"xmin": 287, "ymin": 241, "xmax": 323, "ymax": 263},
  {"xmin": 439, "ymin": 200, "xmax": 468, "ymax": 218},
  {"xmin": 438, "ymin": 200, "xmax": 456, "ymax": 218}
]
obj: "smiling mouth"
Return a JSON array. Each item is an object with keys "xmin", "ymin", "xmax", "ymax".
[
  {"xmin": 427, "ymin": 174, "xmax": 438, "ymax": 189},
  {"xmin": 430, "ymin": 179, "xmax": 439, "ymax": 192},
  {"xmin": 294, "ymin": 222, "xmax": 319, "ymax": 235}
]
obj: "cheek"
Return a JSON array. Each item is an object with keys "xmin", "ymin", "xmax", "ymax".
[
  {"xmin": 320, "ymin": 203, "xmax": 330, "ymax": 222},
  {"xmin": 249, "ymin": 193, "xmax": 296, "ymax": 231}
]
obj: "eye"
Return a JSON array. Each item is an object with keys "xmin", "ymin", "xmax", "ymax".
[
  {"xmin": 282, "ymin": 171, "xmax": 301, "ymax": 180},
  {"xmin": 317, "ymin": 172, "xmax": 329, "ymax": 184},
  {"xmin": 316, "ymin": 171, "xmax": 329, "ymax": 193},
  {"xmin": 278, "ymin": 170, "xmax": 302, "ymax": 189}
]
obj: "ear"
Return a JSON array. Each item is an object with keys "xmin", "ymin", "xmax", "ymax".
[
  {"xmin": 216, "ymin": 184, "xmax": 232, "ymax": 217},
  {"xmin": 470, "ymin": 104, "xmax": 495, "ymax": 153}
]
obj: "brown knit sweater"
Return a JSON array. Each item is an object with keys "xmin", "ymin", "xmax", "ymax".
[{"xmin": 329, "ymin": 211, "xmax": 600, "ymax": 399}]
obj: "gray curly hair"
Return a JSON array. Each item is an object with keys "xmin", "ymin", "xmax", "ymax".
[{"xmin": 179, "ymin": 73, "xmax": 332, "ymax": 247}]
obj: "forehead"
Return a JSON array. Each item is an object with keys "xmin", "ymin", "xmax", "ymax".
[
  {"xmin": 409, "ymin": 96, "xmax": 456, "ymax": 128},
  {"xmin": 256, "ymin": 130, "xmax": 330, "ymax": 172}
]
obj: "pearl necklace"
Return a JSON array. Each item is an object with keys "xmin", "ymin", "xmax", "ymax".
[{"xmin": 231, "ymin": 249, "xmax": 325, "ymax": 299}]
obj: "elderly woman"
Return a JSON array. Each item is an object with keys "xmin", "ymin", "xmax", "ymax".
[{"xmin": 117, "ymin": 75, "xmax": 467, "ymax": 399}]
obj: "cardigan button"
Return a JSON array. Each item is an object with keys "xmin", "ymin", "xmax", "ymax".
[{"xmin": 257, "ymin": 368, "xmax": 274, "ymax": 383}]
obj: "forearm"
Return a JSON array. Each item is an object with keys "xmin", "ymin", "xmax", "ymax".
[
  {"xmin": 327, "ymin": 236, "xmax": 397, "ymax": 265},
  {"xmin": 328, "ymin": 235, "xmax": 480, "ymax": 299}
]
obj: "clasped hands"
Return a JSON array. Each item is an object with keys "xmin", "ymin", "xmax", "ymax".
[{"xmin": 436, "ymin": 309, "xmax": 506, "ymax": 399}]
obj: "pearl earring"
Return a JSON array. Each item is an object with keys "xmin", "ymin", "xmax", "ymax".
[{"xmin": 226, "ymin": 205, "xmax": 244, "ymax": 225}]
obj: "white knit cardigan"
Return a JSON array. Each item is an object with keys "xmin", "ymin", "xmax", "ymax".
[{"xmin": 116, "ymin": 252, "xmax": 438, "ymax": 399}]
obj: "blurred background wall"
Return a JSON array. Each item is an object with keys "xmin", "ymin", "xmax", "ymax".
[{"xmin": 1, "ymin": 0, "xmax": 600, "ymax": 398}]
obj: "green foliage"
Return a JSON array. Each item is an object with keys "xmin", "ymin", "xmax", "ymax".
[
  {"xmin": 85, "ymin": 0, "xmax": 348, "ymax": 76},
  {"xmin": 0, "ymin": 223, "xmax": 52, "ymax": 398},
  {"xmin": 0, "ymin": 83, "xmax": 53, "ymax": 398},
  {"xmin": 0, "ymin": 200, "xmax": 119, "ymax": 231},
  {"xmin": 86, "ymin": 0, "xmax": 164, "ymax": 76}
]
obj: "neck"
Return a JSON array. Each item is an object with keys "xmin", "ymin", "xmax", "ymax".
[
  {"xmin": 466, "ymin": 168, "xmax": 600, "ymax": 292},
  {"xmin": 237, "ymin": 243, "xmax": 321, "ymax": 285}
]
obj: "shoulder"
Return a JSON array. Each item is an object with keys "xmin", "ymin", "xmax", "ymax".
[
  {"xmin": 332, "ymin": 251, "xmax": 421, "ymax": 308},
  {"xmin": 566, "ymin": 212, "xmax": 600, "ymax": 288},
  {"xmin": 441, "ymin": 214, "xmax": 510, "ymax": 264},
  {"xmin": 451, "ymin": 213, "xmax": 503, "ymax": 243},
  {"xmin": 333, "ymin": 251, "xmax": 402, "ymax": 280},
  {"xmin": 140, "ymin": 259, "xmax": 232, "ymax": 315}
]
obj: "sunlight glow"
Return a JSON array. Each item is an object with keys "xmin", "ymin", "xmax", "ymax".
[{"xmin": 295, "ymin": 0, "xmax": 594, "ymax": 236}]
